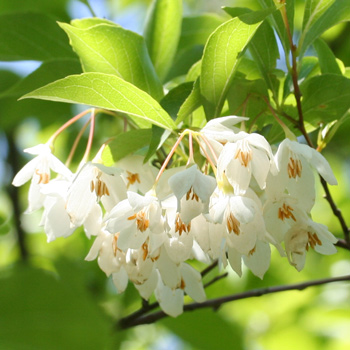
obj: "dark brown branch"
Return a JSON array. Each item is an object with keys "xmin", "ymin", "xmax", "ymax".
[
  {"xmin": 7, "ymin": 134, "xmax": 28, "ymax": 262},
  {"xmin": 118, "ymin": 274, "xmax": 350, "ymax": 329}
]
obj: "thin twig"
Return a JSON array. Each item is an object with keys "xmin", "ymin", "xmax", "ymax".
[{"xmin": 118, "ymin": 274, "xmax": 350, "ymax": 329}]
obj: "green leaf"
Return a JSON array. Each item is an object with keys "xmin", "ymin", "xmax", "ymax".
[
  {"xmin": 0, "ymin": 12, "xmax": 75, "ymax": 61},
  {"xmin": 313, "ymin": 38, "xmax": 342, "ymax": 75},
  {"xmin": 283, "ymin": 56, "xmax": 319, "ymax": 101},
  {"xmin": 299, "ymin": 0, "xmax": 350, "ymax": 57},
  {"xmin": 249, "ymin": 21, "xmax": 279, "ymax": 94},
  {"xmin": 178, "ymin": 14, "xmax": 225, "ymax": 52},
  {"xmin": 0, "ymin": 0, "xmax": 70, "ymax": 21},
  {"xmin": 302, "ymin": 0, "xmax": 335, "ymax": 33},
  {"xmin": 144, "ymin": 124, "xmax": 167, "ymax": 162},
  {"xmin": 20, "ymin": 73, "xmax": 177, "ymax": 130},
  {"xmin": 162, "ymin": 309, "xmax": 244, "ymax": 350},
  {"xmin": 160, "ymin": 82, "xmax": 193, "ymax": 119},
  {"xmin": 0, "ymin": 264, "xmax": 111, "ymax": 350},
  {"xmin": 176, "ymin": 79, "xmax": 202, "ymax": 125},
  {"xmin": 257, "ymin": 0, "xmax": 294, "ymax": 53},
  {"xmin": 301, "ymin": 74, "xmax": 350, "ymax": 125},
  {"xmin": 59, "ymin": 20, "xmax": 163, "ymax": 100},
  {"xmin": 200, "ymin": 15, "xmax": 264, "ymax": 119},
  {"xmin": 71, "ymin": 17, "xmax": 119, "ymax": 29},
  {"xmin": 144, "ymin": 0, "xmax": 182, "ymax": 81},
  {"xmin": 166, "ymin": 45, "xmax": 203, "ymax": 82},
  {"xmin": 0, "ymin": 59, "xmax": 82, "ymax": 98},
  {"xmin": 106, "ymin": 128, "xmax": 152, "ymax": 162},
  {"xmin": 227, "ymin": 78, "xmax": 269, "ymax": 126}
]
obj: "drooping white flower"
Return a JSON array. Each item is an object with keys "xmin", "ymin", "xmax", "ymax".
[
  {"xmin": 116, "ymin": 155, "xmax": 157, "ymax": 194},
  {"xmin": 105, "ymin": 191, "xmax": 165, "ymax": 253},
  {"xmin": 200, "ymin": 116, "xmax": 248, "ymax": 163},
  {"xmin": 39, "ymin": 179, "xmax": 76, "ymax": 242},
  {"xmin": 209, "ymin": 188, "xmax": 265, "ymax": 255},
  {"xmin": 168, "ymin": 164, "xmax": 216, "ymax": 224},
  {"xmin": 275, "ymin": 138, "xmax": 337, "ymax": 186},
  {"xmin": 66, "ymin": 162, "xmax": 126, "ymax": 227},
  {"xmin": 284, "ymin": 216, "xmax": 337, "ymax": 271},
  {"xmin": 217, "ymin": 132, "xmax": 274, "ymax": 195},
  {"xmin": 12, "ymin": 143, "xmax": 72, "ymax": 212}
]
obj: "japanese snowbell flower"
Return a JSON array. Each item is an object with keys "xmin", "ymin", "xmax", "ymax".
[
  {"xmin": 275, "ymin": 138, "xmax": 337, "ymax": 186},
  {"xmin": 209, "ymin": 188, "xmax": 265, "ymax": 255},
  {"xmin": 105, "ymin": 191, "xmax": 165, "ymax": 253},
  {"xmin": 12, "ymin": 143, "xmax": 72, "ymax": 212},
  {"xmin": 66, "ymin": 162, "xmax": 126, "ymax": 227},
  {"xmin": 116, "ymin": 155, "xmax": 157, "ymax": 194},
  {"xmin": 40, "ymin": 179, "xmax": 76, "ymax": 242},
  {"xmin": 168, "ymin": 164, "xmax": 216, "ymax": 224},
  {"xmin": 199, "ymin": 116, "xmax": 248, "ymax": 163},
  {"xmin": 217, "ymin": 132, "xmax": 274, "ymax": 195},
  {"xmin": 284, "ymin": 215, "xmax": 337, "ymax": 271}
]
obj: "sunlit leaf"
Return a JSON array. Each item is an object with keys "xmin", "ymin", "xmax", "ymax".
[
  {"xmin": 200, "ymin": 13, "xmax": 264, "ymax": 119},
  {"xmin": 60, "ymin": 20, "xmax": 163, "ymax": 100},
  {"xmin": 21, "ymin": 73, "xmax": 177, "ymax": 130}
]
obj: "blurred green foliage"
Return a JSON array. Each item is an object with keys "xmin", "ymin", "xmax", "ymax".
[{"xmin": 0, "ymin": 0, "xmax": 349, "ymax": 349}]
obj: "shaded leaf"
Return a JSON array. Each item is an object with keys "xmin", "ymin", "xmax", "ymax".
[
  {"xmin": 0, "ymin": 264, "xmax": 111, "ymax": 350},
  {"xmin": 313, "ymin": 38, "xmax": 342, "ymax": 75},
  {"xmin": 257, "ymin": 0, "xmax": 294, "ymax": 53},
  {"xmin": 0, "ymin": 12, "xmax": 75, "ymax": 61},
  {"xmin": 60, "ymin": 20, "xmax": 163, "ymax": 100},
  {"xmin": 0, "ymin": 59, "xmax": 82, "ymax": 98},
  {"xmin": 178, "ymin": 14, "xmax": 225, "ymax": 52},
  {"xmin": 106, "ymin": 128, "xmax": 152, "ymax": 162},
  {"xmin": 21, "ymin": 73, "xmax": 176, "ymax": 130},
  {"xmin": 176, "ymin": 79, "xmax": 202, "ymax": 125},
  {"xmin": 144, "ymin": 0, "xmax": 182, "ymax": 81},
  {"xmin": 301, "ymin": 74, "xmax": 350, "ymax": 125},
  {"xmin": 160, "ymin": 82, "xmax": 193, "ymax": 120},
  {"xmin": 299, "ymin": 0, "xmax": 350, "ymax": 57}
]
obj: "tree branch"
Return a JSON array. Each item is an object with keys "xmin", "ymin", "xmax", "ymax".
[{"xmin": 118, "ymin": 274, "xmax": 350, "ymax": 329}]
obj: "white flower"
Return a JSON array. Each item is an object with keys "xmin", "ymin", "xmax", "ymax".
[
  {"xmin": 66, "ymin": 162, "xmax": 126, "ymax": 227},
  {"xmin": 284, "ymin": 216, "xmax": 337, "ymax": 271},
  {"xmin": 12, "ymin": 143, "xmax": 72, "ymax": 212},
  {"xmin": 39, "ymin": 179, "xmax": 76, "ymax": 242},
  {"xmin": 106, "ymin": 191, "xmax": 165, "ymax": 252},
  {"xmin": 200, "ymin": 116, "xmax": 248, "ymax": 163},
  {"xmin": 275, "ymin": 139, "xmax": 337, "ymax": 186},
  {"xmin": 155, "ymin": 250, "xmax": 206, "ymax": 317},
  {"xmin": 116, "ymin": 155, "xmax": 157, "ymax": 194},
  {"xmin": 85, "ymin": 230, "xmax": 126, "ymax": 277},
  {"xmin": 168, "ymin": 165, "xmax": 216, "ymax": 224},
  {"xmin": 209, "ymin": 188, "xmax": 265, "ymax": 255},
  {"xmin": 217, "ymin": 132, "xmax": 274, "ymax": 195}
]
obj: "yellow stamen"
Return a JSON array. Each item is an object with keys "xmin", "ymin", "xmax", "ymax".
[
  {"xmin": 278, "ymin": 203, "xmax": 296, "ymax": 221},
  {"xmin": 126, "ymin": 171, "xmax": 141, "ymax": 189},
  {"xmin": 127, "ymin": 210, "xmax": 149, "ymax": 232},
  {"xmin": 226, "ymin": 212, "xmax": 240, "ymax": 235},
  {"xmin": 175, "ymin": 213, "xmax": 191, "ymax": 235}
]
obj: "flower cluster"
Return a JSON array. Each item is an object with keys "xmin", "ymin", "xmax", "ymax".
[{"xmin": 13, "ymin": 116, "xmax": 338, "ymax": 317}]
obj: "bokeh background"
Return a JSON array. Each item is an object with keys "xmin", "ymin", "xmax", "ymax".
[{"xmin": 0, "ymin": 0, "xmax": 350, "ymax": 349}]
